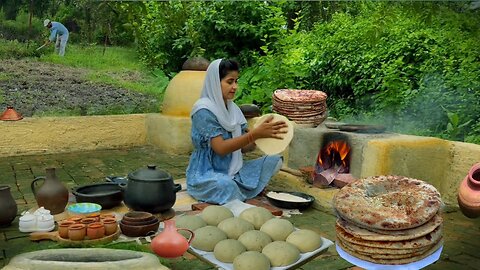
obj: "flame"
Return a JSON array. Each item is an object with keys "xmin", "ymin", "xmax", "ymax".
[{"xmin": 317, "ymin": 140, "xmax": 351, "ymax": 168}]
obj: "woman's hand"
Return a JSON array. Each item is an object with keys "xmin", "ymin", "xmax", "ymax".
[{"xmin": 251, "ymin": 115, "xmax": 289, "ymax": 140}]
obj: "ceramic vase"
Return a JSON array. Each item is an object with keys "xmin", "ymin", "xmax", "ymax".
[
  {"xmin": 0, "ymin": 185, "xmax": 18, "ymax": 227},
  {"xmin": 31, "ymin": 168, "xmax": 69, "ymax": 215},
  {"xmin": 151, "ymin": 219, "xmax": 194, "ymax": 258},
  {"xmin": 68, "ymin": 224, "xmax": 86, "ymax": 241},
  {"xmin": 87, "ymin": 222, "xmax": 105, "ymax": 239},
  {"xmin": 102, "ymin": 218, "xmax": 118, "ymax": 236},
  {"xmin": 458, "ymin": 163, "xmax": 480, "ymax": 218},
  {"xmin": 58, "ymin": 220, "xmax": 75, "ymax": 239}
]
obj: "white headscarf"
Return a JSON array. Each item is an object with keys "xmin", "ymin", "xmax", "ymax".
[{"xmin": 191, "ymin": 59, "xmax": 247, "ymax": 176}]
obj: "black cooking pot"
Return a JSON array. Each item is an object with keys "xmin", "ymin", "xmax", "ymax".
[
  {"xmin": 120, "ymin": 165, "xmax": 181, "ymax": 213},
  {"xmin": 72, "ymin": 183, "xmax": 124, "ymax": 209}
]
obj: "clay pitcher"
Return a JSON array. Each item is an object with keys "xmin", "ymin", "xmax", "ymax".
[
  {"xmin": 151, "ymin": 219, "xmax": 194, "ymax": 258},
  {"xmin": 458, "ymin": 163, "xmax": 480, "ymax": 218},
  {"xmin": 31, "ymin": 168, "xmax": 69, "ymax": 215},
  {"xmin": 0, "ymin": 185, "xmax": 18, "ymax": 227}
]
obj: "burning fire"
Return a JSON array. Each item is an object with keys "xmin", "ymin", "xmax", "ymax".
[{"xmin": 317, "ymin": 140, "xmax": 351, "ymax": 171}]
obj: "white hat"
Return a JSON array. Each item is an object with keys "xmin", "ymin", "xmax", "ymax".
[{"xmin": 43, "ymin": 19, "xmax": 51, "ymax": 27}]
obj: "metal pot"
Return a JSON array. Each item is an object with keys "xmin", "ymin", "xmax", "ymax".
[{"xmin": 121, "ymin": 165, "xmax": 181, "ymax": 213}]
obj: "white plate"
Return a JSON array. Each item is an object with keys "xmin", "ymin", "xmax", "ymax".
[
  {"xmin": 188, "ymin": 200, "xmax": 334, "ymax": 270},
  {"xmin": 336, "ymin": 243, "xmax": 443, "ymax": 270}
]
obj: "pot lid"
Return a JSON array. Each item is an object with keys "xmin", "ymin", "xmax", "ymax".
[{"xmin": 128, "ymin": 165, "xmax": 172, "ymax": 182}]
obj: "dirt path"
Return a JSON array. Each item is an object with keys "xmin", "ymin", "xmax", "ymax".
[{"xmin": 0, "ymin": 59, "xmax": 159, "ymax": 117}]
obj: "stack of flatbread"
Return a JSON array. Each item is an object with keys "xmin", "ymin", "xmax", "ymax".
[
  {"xmin": 332, "ymin": 175, "xmax": 444, "ymax": 265},
  {"xmin": 272, "ymin": 89, "xmax": 327, "ymax": 126}
]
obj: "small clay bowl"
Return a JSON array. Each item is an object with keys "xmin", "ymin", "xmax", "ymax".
[
  {"xmin": 122, "ymin": 211, "xmax": 153, "ymax": 223},
  {"xmin": 121, "ymin": 216, "xmax": 157, "ymax": 226},
  {"xmin": 119, "ymin": 219, "xmax": 160, "ymax": 237}
]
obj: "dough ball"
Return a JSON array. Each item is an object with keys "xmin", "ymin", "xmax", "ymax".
[
  {"xmin": 260, "ymin": 218, "xmax": 294, "ymax": 241},
  {"xmin": 239, "ymin": 207, "xmax": 273, "ymax": 229},
  {"xmin": 286, "ymin": 229, "xmax": 323, "ymax": 252},
  {"xmin": 262, "ymin": 241, "xmax": 300, "ymax": 267},
  {"xmin": 213, "ymin": 239, "xmax": 246, "ymax": 263},
  {"xmin": 218, "ymin": 217, "xmax": 255, "ymax": 239},
  {"xmin": 238, "ymin": 230, "xmax": 272, "ymax": 252},
  {"xmin": 233, "ymin": 251, "xmax": 270, "ymax": 270},
  {"xmin": 175, "ymin": 215, "xmax": 206, "ymax": 238},
  {"xmin": 191, "ymin": 225, "xmax": 227, "ymax": 251},
  {"xmin": 200, "ymin": 205, "xmax": 234, "ymax": 226}
]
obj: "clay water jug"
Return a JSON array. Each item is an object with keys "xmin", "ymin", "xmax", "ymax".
[
  {"xmin": 458, "ymin": 163, "xmax": 480, "ymax": 218},
  {"xmin": 0, "ymin": 185, "xmax": 18, "ymax": 227},
  {"xmin": 31, "ymin": 168, "xmax": 69, "ymax": 215},
  {"xmin": 151, "ymin": 219, "xmax": 194, "ymax": 258}
]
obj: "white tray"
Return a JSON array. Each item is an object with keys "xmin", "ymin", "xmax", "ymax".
[
  {"xmin": 336, "ymin": 243, "xmax": 443, "ymax": 270},
  {"xmin": 188, "ymin": 199, "xmax": 334, "ymax": 270}
]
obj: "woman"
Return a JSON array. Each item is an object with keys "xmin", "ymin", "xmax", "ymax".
[{"xmin": 186, "ymin": 59, "xmax": 288, "ymax": 204}]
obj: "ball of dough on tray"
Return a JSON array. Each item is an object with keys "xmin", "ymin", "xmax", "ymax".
[
  {"xmin": 262, "ymin": 241, "xmax": 300, "ymax": 267},
  {"xmin": 218, "ymin": 217, "xmax": 255, "ymax": 239},
  {"xmin": 260, "ymin": 218, "xmax": 294, "ymax": 241},
  {"xmin": 213, "ymin": 239, "xmax": 246, "ymax": 263},
  {"xmin": 200, "ymin": 205, "xmax": 234, "ymax": 226},
  {"xmin": 175, "ymin": 215, "xmax": 206, "ymax": 238},
  {"xmin": 238, "ymin": 230, "xmax": 273, "ymax": 252},
  {"xmin": 191, "ymin": 225, "xmax": 227, "ymax": 251},
  {"xmin": 286, "ymin": 229, "xmax": 323, "ymax": 252},
  {"xmin": 239, "ymin": 207, "xmax": 273, "ymax": 229},
  {"xmin": 233, "ymin": 251, "xmax": 270, "ymax": 270}
]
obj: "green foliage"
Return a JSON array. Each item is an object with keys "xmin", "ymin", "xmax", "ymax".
[
  {"xmin": 0, "ymin": 39, "xmax": 43, "ymax": 59},
  {"xmin": 0, "ymin": 10, "xmax": 43, "ymax": 42}
]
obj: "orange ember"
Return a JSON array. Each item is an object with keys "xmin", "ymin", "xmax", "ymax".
[{"xmin": 317, "ymin": 140, "xmax": 351, "ymax": 168}]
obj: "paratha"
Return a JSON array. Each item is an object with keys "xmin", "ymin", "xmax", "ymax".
[
  {"xmin": 336, "ymin": 214, "xmax": 443, "ymax": 241},
  {"xmin": 337, "ymin": 238, "xmax": 433, "ymax": 259},
  {"xmin": 335, "ymin": 224, "xmax": 442, "ymax": 250},
  {"xmin": 338, "ymin": 238, "xmax": 443, "ymax": 265},
  {"xmin": 333, "ymin": 175, "xmax": 442, "ymax": 230}
]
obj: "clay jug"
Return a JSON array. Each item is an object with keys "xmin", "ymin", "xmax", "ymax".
[
  {"xmin": 151, "ymin": 219, "xmax": 194, "ymax": 258},
  {"xmin": 31, "ymin": 168, "xmax": 69, "ymax": 215},
  {"xmin": 0, "ymin": 185, "xmax": 18, "ymax": 227},
  {"xmin": 458, "ymin": 163, "xmax": 480, "ymax": 218}
]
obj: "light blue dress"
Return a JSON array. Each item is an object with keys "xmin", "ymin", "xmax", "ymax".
[{"xmin": 186, "ymin": 109, "xmax": 281, "ymax": 204}]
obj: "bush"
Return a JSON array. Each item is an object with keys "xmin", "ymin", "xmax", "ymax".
[
  {"xmin": 0, "ymin": 39, "xmax": 43, "ymax": 59},
  {"xmin": 0, "ymin": 11, "xmax": 44, "ymax": 42}
]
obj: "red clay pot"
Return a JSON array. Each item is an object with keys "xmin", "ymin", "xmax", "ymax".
[
  {"xmin": 151, "ymin": 219, "xmax": 194, "ymax": 258},
  {"xmin": 68, "ymin": 224, "xmax": 86, "ymax": 241},
  {"xmin": 87, "ymin": 222, "xmax": 105, "ymax": 239},
  {"xmin": 458, "ymin": 163, "xmax": 480, "ymax": 218},
  {"xmin": 58, "ymin": 220, "xmax": 75, "ymax": 239}
]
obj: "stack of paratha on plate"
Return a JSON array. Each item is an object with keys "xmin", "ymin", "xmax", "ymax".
[
  {"xmin": 332, "ymin": 175, "xmax": 444, "ymax": 265},
  {"xmin": 272, "ymin": 89, "xmax": 327, "ymax": 127}
]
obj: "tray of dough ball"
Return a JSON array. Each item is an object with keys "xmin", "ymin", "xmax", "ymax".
[{"xmin": 183, "ymin": 199, "xmax": 333, "ymax": 270}]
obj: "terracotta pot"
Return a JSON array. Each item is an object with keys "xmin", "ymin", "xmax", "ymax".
[
  {"xmin": 100, "ymin": 214, "xmax": 116, "ymax": 221},
  {"xmin": 102, "ymin": 218, "xmax": 118, "ymax": 236},
  {"xmin": 68, "ymin": 224, "xmax": 86, "ymax": 241},
  {"xmin": 58, "ymin": 220, "xmax": 75, "ymax": 239},
  {"xmin": 68, "ymin": 216, "xmax": 83, "ymax": 223},
  {"xmin": 458, "ymin": 163, "xmax": 480, "ymax": 218},
  {"xmin": 151, "ymin": 219, "xmax": 194, "ymax": 258},
  {"xmin": 162, "ymin": 70, "xmax": 207, "ymax": 117},
  {"xmin": 86, "ymin": 213, "xmax": 100, "ymax": 221},
  {"xmin": 31, "ymin": 168, "xmax": 69, "ymax": 215},
  {"xmin": 80, "ymin": 217, "xmax": 97, "ymax": 226},
  {"xmin": 0, "ymin": 185, "xmax": 17, "ymax": 227},
  {"xmin": 87, "ymin": 222, "xmax": 105, "ymax": 239}
]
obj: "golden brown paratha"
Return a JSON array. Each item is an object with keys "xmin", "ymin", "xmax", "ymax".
[
  {"xmin": 336, "ymin": 214, "xmax": 442, "ymax": 241},
  {"xmin": 336, "ymin": 238, "xmax": 432, "ymax": 255},
  {"xmin": 338, "ymin": 238, "xmax": 443, "ymax": 265},
  {"xmin": 333, "ymin": 175, "xmax": 442, "ymax": 230},
  {"xmin": 335, "ymin": 224, "xmax": 442, "ymax": 249}
]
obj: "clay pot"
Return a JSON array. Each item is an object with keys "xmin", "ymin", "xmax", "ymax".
[
  {"xmin": 58, "ymin": 220, "xmax": 75, "ymax": 239},
  {"xmin": 102, "ymin": 218, "xmax": 118, "ymax": 236},
  {"xmin": 458, "ymin": 163, "xmax": 480, "ymax": 218},
  {"xmin": 80, "ymin": 217, "xmax": 97, "ymax": 226},
  {"xmin": 162, "ymin": 70, "xmax": 207, "ymax": 116},
  {"xmin": 100, "ymin": 214, "xmax": 116, "ymax": 221},
  {"xmin": 31, "ymin": 168, "xmax": 69, "ymax": 215},
  {"xmin": 122, "ymin": 211, "xmax": 153, "ymax": 223},
  {"xmin": 68, "ymin": 216, "xmax": 83, "ymax": 223},
  {"xmin": 86, "ymin": 213, "xmax": 100, "ymax": 222},
  {"xmin": 0, "ymin": 185, "xmax": 18, "ymax": 227},
  {"xmin": 151, "ymin": 219, "xmax": 194, "ymax": 258},
  {"xmin": 68, "ymin": 224, "xmax": 86, "ymax": 241},
  {"xmin": 87, "ymin": 222, "xmax": 105, "ymax": 239},
  {"xmin": 119, "ymin": 218, "xmax": 160, "ymax": 237}
]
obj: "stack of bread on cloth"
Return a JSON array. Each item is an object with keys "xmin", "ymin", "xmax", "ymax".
[{"xmin": 333, "ymin": 175, "xmax": 443, "ymax": 265}]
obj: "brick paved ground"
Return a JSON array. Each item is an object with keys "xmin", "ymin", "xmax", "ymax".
[{"xmin": 1, "ymin": 146, "xmax": 479, "ymax": 269}]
